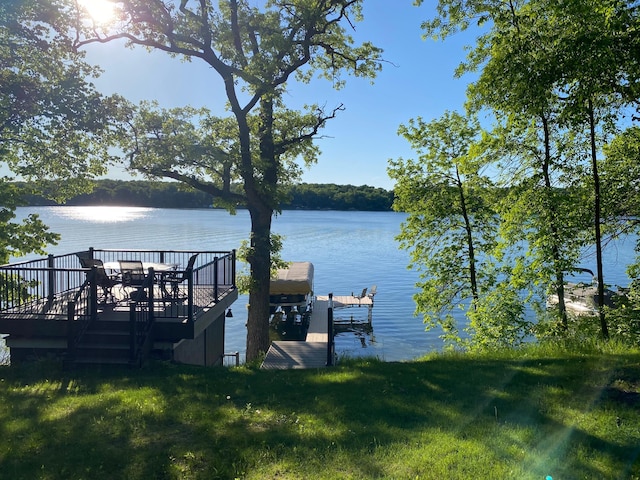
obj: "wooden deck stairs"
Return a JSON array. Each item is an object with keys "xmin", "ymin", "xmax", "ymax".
[{"xmin": 70, "ymin": 319, "xmax": 135, "ymax": 366}]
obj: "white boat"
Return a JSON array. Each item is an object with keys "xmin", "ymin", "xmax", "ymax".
[
  {"xmin": 269, "ymin": 262, "xmax": 314, "ymax": 313},
  {"xmin": 269, "ymin": 262, "xmax": 314, "ymax": 339},
  {"xmin": 547, "ymin": 269, "xmax": 622, "ymax": 314}
]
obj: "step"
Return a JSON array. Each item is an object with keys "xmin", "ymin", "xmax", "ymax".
[
  {"xmin": 72, "ymin": 356, "xmax": 133, "ymax": 366},
  {"xmin": 75, "ymin": 343, "xmax": 131, "ymax": 361},
  {"xmin": 81, "ymin": 330, "xmax": 130, "ymax": 346}
]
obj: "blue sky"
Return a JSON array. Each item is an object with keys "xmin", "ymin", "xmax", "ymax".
[{"xmin": 82, "ymin": 0, "xmax": 479, "ymax": 190}]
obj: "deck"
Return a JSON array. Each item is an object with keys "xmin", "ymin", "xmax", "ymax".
[{"xmin": 0, "ymin": 248, "xmax": 237, "ymax": 366}]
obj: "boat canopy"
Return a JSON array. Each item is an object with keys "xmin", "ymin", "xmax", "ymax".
[{"xmin": 270, "ymin": 262, "xmax": 314, "ymax": 295}]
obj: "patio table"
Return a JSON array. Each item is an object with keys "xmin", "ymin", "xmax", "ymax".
[{"xmin": 103, "ymin": 261, "xmax": 179, "ymax": 300}]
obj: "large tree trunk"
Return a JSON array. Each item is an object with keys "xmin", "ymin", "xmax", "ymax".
[
  {"xmin": 245, "ymin": 97, "xmax": 279, "ymax": 362},
  {"xmin": 245, "ymin": 205, "xmax": 273, "ymax": 361}
]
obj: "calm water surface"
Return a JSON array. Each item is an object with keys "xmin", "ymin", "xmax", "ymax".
[{"xmin": 9, "ymin": 206, "xmax": 639, "ymax": 362}]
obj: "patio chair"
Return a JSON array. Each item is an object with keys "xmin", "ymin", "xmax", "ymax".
[
  {"xmin": 78, "ymin": 257, "xmax": 118, "ymax": 303},
  {"xmin": 165, "ymin": 253, "xmax": 199, "ymax": 301},
  {"xmin": 119, "ymin": 260, "xmax": 149, "ymax": 301}
]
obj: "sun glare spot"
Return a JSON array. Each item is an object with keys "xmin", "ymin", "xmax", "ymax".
[
  {"xmin": 78, "ymin": 0, "xmax": 117, "ymax": 24},
  {"xmin": 56, "ymin": 206, "xmax": 152, "ymax": 224}
]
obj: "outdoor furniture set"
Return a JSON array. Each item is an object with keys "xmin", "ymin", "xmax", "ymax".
[{"xmin": 77, "ymin": 253, "xmax": 198, "ymax": 305}]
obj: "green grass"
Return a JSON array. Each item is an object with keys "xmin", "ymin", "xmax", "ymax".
[{"xmin": 1, "ymin": 342, "xmax": 639, "ymax": 479}]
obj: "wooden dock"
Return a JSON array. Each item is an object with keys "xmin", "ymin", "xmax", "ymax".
[
  {"xmin": 316, "ymin": 294, "xmax": 373, "ymax": 308},
  {"xmin": 261, "ymin": 288, "xmax": 376, "ymax": 369},
  {"xmin": 261, "ymin": 300, "xmax": 330, "ymax": 369}
]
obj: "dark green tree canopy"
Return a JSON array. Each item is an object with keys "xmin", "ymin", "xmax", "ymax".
[
  {"xmin": 1, "ymin": 0, "xmax": 124, "ymax": 196},
  {"xmin": 1, "ymin": 0, "xmax": 126, "ymax": 262}
]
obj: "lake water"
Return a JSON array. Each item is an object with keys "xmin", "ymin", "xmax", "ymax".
[{"xmin": 8, "ymin": 206, "xmax": 639, "ymax": 362}]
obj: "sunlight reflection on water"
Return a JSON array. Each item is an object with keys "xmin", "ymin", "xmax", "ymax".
[{"xmin": 54, "ymin": 206, "xmax": 153, "ymax": 223}]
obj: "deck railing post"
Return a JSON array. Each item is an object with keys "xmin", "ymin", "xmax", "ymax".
[
  {"xmin": 147, "ymin": 267, "xmax": 155, "ymax": 314},
  {"xmin": 89, "ymin": 266, "xmax": 98, "ymax": 321},
  {"xmin": 187, "ymin": 269, "xmax": 194, "ymax": 322},
  {"xmin": 47, "ymin": 254, "xmax": 55, "ymax": 305},
  {"xmin": 327, "ymin": 293, "xmax": 334, "ymax": 366},
  {"xmin": 232, "ymin": 250, "xmax": 236, "ymax": 288},
  {"xmin": 213, "ymin": 257, "xmax": 219, "ymax": 302}
]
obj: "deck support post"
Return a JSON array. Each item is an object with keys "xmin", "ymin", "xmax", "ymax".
[
  {"xmin": 129, "ymin": 302, "xmax": 137, "ymax": 365},
  {"xmin": 67, "ymin": 301, "xmax": 76, "ymax": 360},
  {"xmin": 327, "ymin": 293, "xmax": 334, "ymax": 366}
]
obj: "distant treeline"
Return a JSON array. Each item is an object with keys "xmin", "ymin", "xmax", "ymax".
[{"xmin": 21, "ymin": 180, "xmax": 395, "ymax": 211}]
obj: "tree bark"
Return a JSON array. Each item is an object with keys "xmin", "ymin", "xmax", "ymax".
[
  {"xmin": 456, "ymin": 166, "xmax": 479, "ymax": 303},
  {"xmin": 245, "ymin": 205, "xmax": 273, "ymax": 361},
  {"xmin": 588, "ymin": 98, "xmax": 609, "ymax": 339},
  {"xmin": 244, "ymin": 97, "xmax": 279, "ymax": 362},
  {"xmin": 541, "ymin": 115, "xmax": 568, "ymax": 329}
]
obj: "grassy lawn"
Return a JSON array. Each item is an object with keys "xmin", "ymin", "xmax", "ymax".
[{"xmin": 0, "ymin": 343, "xmax": 639, "ymax": 479}]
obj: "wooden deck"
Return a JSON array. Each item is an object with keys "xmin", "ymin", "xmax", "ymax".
[
  {"xmin": 316, "ymin": 294, "xmax": 373, "ymax": 308},
  {"xmin": 260, "ymin": 341, "xmax": 328, "ymax": 369},
  {"xmin": 261, "ymin": 300, "xmax": 330, "ymax": 369}
]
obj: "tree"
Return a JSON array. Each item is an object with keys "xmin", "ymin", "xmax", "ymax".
[
  {"xmin": 388, "ymin": 111, "xmax": 500, "ymax": 347},
  {"xmin": 73, "ymin": 0, "xmax": 382, "ymax": 360},
  {"xmin": 420, "ymin": 0, "xmax": 640, "ymax": 340},
  {"xmin": 461, "ymin": 1, "xmax": 594, "ymax": 332},
  {"xmin": 600, "ymin": 126, "xmax": 640, "ymax": 343},
  {"xmin": 601, "ymin": 127, "xmax": 640, "ymax": 223},
  {"xmin": 0, "ymin": 0, "xmax": 123, "ymax": 262}
]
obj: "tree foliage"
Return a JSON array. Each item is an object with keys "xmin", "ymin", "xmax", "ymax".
[
  {"xmin": 389, "ymin": 111, "xmax": 505, "ymax": 346},
  {"xmin": 400, "ymin": 0, "xmax": 640, "ymax": 347},
  {"xmin": 19, "ymin": 179, "xmax": 394, "ymax": 211},
  {"xmin": 1, "ymin": 0, "xmax": 124, "ymax": 263}
]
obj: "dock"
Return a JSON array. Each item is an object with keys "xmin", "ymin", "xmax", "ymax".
[
  {"xmin": 261, "ymin": 287, "xmax": 376, "ymax": 369},
  {"xmin": 318, "ymin": 287, "xmax": 375, "ymax": 324},
  {"xmin": 261, "ymin": 300, "xmax": 329, "ymax": 369}
]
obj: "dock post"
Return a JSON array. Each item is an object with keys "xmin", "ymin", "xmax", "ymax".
[{"xmin": 327, "ymin": 293, "xmax": 334, "ymax": 366}]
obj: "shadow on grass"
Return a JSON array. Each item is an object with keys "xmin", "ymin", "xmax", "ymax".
[{"xmin": 0, "ymin": 353, "xmax": 639, "ymax": 479}]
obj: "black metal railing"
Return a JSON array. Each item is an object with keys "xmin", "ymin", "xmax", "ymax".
[
  {"xmin": 1, "ymin": 248, "xmax": 236, "ymax": 320},
  {"xmin": 66, "ymin": 275, "xmax": 95, "ymax": 361},
  {"xmin": 0, "ymin": 266, "xmax": 88, "ymax": 316},
  {"xmin": 129, "ymin": 299, "xmax": 154, "ymax": 367}
]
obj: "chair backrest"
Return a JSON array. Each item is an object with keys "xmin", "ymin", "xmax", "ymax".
[
  {"xmin": 174, "ymin": 254, "xmax": 199, "ymax": 283},
  {"xmin": 185, "ymin": 254, "xmax": 198, "ymax": 273},
  {"xmin": 368, "ymin": 285, "xmax": 377, "ymax": 298},
  {"xmin": 80, "ymin": 257, "xmax": 104, "ymax": 269},
  {"xmin": 77, "ymin": 257, "xmax": 113, "ymax": 288},
  {"xmin": 119, "ymin": 260, "xmax": 146, "ymax": 287},
  {"xmin": 77, "ymin": 253, "xmax": 97, "ymax": 269}
]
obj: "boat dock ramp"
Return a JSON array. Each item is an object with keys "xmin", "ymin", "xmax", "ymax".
[{"xmin": 261, "ymin": 287, "xmax": 376, "ymax": 370}]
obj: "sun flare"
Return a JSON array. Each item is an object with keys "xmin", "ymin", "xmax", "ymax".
[{"xmin": 78, "ymin": 0, "xmax": 117, "ymax": 24}]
